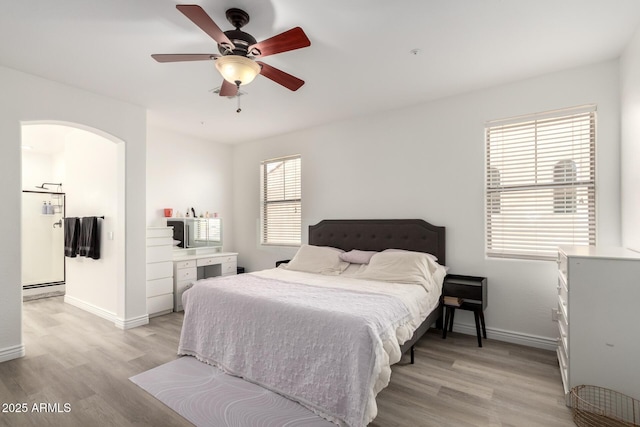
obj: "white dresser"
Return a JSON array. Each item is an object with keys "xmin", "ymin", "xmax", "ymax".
[
  {"xmin": 146, "ymin": 227, "xmax": 174, "ymax": 317},
  {"xmin": 173, "ymin": 251, "xmax": 238, "ymax": 312},
  {"xmin": 557, "ymin": 246, "xmax": 640, "ymax": 401}
]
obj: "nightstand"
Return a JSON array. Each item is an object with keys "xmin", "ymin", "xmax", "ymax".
[{"xmin": 442, "ymin": 274, "xmax": 488, "ymax": 347}]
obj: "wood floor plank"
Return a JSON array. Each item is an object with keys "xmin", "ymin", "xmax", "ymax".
[{"xmin": 0, "ymin": 296, "xmax": 573, "ymax": 426}]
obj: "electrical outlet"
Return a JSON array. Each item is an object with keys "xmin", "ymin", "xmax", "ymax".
[{"xmin": 551, "ymin": 308, "xmax": 559, "ymax": 322}]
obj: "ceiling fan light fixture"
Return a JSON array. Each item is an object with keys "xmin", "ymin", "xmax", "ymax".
[{"xmin": 215, "ymin": 55, "xmax": 260, "ymax": 86}]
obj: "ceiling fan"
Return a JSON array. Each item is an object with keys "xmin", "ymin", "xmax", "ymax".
[{"xmin": 152, "ymin": 5, "xmax": 311, "ymax": 97}]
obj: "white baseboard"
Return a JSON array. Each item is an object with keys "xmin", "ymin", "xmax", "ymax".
[
  {"xmin": 114, "ymin": 314, "xmax": 149, "ymax": 330},
  {"xmin": 451, "ymin": 322, "xmax": 557, "ymax": 351},
  {"xmin": 64, "ymin": 295, "xmax": 149, "ymax": 330},
  {"xmin": 64, "ymin": 295, "xmax": 118, "ymax": 323},
  {"xmin": 0, "ymin": 344, "xmax": 25, "ymax": 362}
]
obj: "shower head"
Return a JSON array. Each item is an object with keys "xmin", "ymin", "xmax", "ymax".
[{"xmin": 35, "ymin": 182, "xmax": 62, "ymax": 190}]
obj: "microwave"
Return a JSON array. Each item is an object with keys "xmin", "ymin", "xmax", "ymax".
[{"xmin": 168, "ymin": 218, "xmax": 222, "ymax": 249}]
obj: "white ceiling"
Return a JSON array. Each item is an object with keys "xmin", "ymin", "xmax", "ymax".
[{"xmin": 4, "ymin": 1, "xmax": 640, "ymax": 145}]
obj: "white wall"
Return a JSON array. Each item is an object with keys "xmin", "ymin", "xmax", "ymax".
[
  {"xmin": 0, "ymin": 65, "xmax": 147, "ymax": 362},
  {"xmin": 621, "ymin": 27, "xmax": 640, "ymax": 252},
  {"xmin": 22, "ymin": 150, "xmax": 56, "ymax": 189},
  {"xmin": 233, "ymin": 60, "xmax": 621, "ymax": 348},
  {"xmin": 63, "ymin": 130, "xmax": 119, "ymax": 315},
  {"xmin": 146, "ymin": 126, "xmax": 235, "ymax": 251}
]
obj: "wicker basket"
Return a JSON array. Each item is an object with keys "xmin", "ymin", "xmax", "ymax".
[{"xmin": 571, "ymin": 385, "xmax": 640, "ymax": 427}]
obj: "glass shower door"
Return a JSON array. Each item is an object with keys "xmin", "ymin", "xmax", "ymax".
[{"xmin": 21, "ymin": 191, "xmax": 65, "ymax": 288}]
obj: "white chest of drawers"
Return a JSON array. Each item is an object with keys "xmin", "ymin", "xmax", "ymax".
[
  {"xmin": 173, "ymin": 251, "xmax": 238, "ymax": 311},
  {"xmin": 557, "ymin": 246, "xmax": 640, "ymax": 401},
  {"xmin": 146, "ymin": 227, "xmax": 174, "ymax": 317}
]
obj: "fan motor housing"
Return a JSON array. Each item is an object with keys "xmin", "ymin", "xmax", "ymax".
[
  {"xmin": 219, "ymin": 8, "xmax": 256, "ymax": 56},
  {"xmin": 219, "ymin": 29, "xmax": 257, "ymax": 56}
]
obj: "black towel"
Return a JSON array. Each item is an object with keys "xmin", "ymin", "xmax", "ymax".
[
  {"xmin": 78, "ymin": 216, "xmax": 101, "ymax": 260},
  {"xmin": 64, "ymin": 217, "xmax": 80, "ymax": 257}
]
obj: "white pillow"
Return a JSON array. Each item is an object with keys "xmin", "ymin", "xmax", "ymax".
[
  {"xmin": 339, "ymin": 250, "xmax": 377, "ymax": 264},
  {"xmin": 354, "ymin": 251, "xmax": 436, "ymax": 290},
  {"xmin": 284, "ymin": 244, "xmax": 349, "ymax": 275},
  {"xmin": 382, "ymin": 248, "xmax": 438, "ymax": 262}
]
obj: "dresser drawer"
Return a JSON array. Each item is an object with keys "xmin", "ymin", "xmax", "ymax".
[
  {"xmin": 147, "ymin": 261, "xmax": 172, "ymax": 281},
  {"xmin": 558, "ymin": 311, "xmax": 569, "ymax": 358},
  {"xmin": 147, "ymin": 277, "xmax": 173, "ymax": 298},
  {"xmin": 556, "ymin": 345, "xmax": 569, "ymax": 395},
  {"xmin": 174, "ymin": 280, "xmax": 193, "ymax": 312},
  {"xmin": 148, "ymin": 294, "xmax": 173, "ymax": 315},
  {"xmin": 557, "ymin": 274, "xmax": 568, "ymax": 305},
  {"xmin": 174, "ymin": 291, "xmax": 185, "ymax": 312},
  {"xmin": 196, "ymin": 255, "xmax": 237, "ymax": 267},
  {"xmin": 176, "ymin": 267, "xmax": 197, "ymax": 281},
  {"xmin": 175, "ymin": 259, "xmax": 196, "ymax": 269},
  {"xmin": 443, "ymin": 281, "xmax": 483, "ymax": 302},
  {"xmin": 197, "ymin": 257, "xmax": 219, "ymax": 267},
  {"xmin": 147, "ymin": 227, "xmax": 172, "ymax": 239},
  {"xmin": 222, "ymin": 261, "xmax": 237, "ymax": 276},
  {"xmin": 146, "ymin": 236, "xmax": 173, "ymax": 247},
  {"xmin": 557, "ymin": 334, "xmax": 569, "ymax": 367},
  {"xmin": 557, "ymin": 252, "xmax": 568, "ymax": 284},
  {"xmin": 558, "ymin": 295, "xmax": 568, "ymax": 327},
  {"xmin": 219, "ymin": 255, "xmax": 236, "ymax": 264},
  {"xmin": 147, "ymin": 245, "xmax": 173, "ymax": 263}
]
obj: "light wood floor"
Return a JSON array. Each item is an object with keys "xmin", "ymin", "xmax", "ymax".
[{"xmin": 0, "ymin": 297, "xmax": 573, "ymax": 426}]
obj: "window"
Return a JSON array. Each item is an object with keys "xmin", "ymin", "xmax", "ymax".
[
  {"xmin": 485, "ymin": 105, "xmax": 596, "ymax": 260},
  {"xmin": 260, "ymin": 155, "xmax": 301, "ymax": 245},
  {"xmin": 553, "ymin": 160, "xmax": 577, "ymax": 214}
]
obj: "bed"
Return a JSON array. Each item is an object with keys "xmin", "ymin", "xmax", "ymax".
[{"xmin": 178, "ymin": 219, "xmax": 446, "ymax": 427}]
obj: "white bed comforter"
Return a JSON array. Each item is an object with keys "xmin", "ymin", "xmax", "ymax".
[{"xmin": 178, "ymin": 268, "xmax": 440, "ymax": 427}]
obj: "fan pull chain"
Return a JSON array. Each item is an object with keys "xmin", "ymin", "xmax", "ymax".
[{"xmin": 235, "ymin": 81, "xmax": 242, "ymax": 113}]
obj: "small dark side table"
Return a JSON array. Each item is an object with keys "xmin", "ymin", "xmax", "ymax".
[{"xmin": 442, "ymin": 274, "xmax": 488, "ymax": 347}]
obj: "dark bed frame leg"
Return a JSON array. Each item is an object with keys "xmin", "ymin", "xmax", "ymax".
[{"xmin": 410, "ymin": 345, "xmax": 415, "ymax": 364}]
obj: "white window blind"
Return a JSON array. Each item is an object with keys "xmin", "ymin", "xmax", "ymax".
[
  {"xmin": 485, "ymin": 105, "xmax": 596, "ymax": 260},
  {"xmin": 260, "ymin": 155, "xmax": 301, "ymax": 245}
]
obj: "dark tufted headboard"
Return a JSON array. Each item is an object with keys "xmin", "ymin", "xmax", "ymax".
[{"xmin": 308, "ymin": 219, "xmax": 445, "ymax": 265}]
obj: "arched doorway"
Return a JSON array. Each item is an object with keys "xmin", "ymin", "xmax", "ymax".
[{"xmin": 21, "ymin": 121, "xmax": 126, "ymax": 324}]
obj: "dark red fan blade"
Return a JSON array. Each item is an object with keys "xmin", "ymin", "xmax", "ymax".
[
  {"xmin": 257, "ymin": 61, "xmax": 304, "ymax": 91},
  {"xmin": 151, "ymin": 54, "xmax": 219, "ymax": 63},
  {"xmin": 219, "ymin": 79, "xmax": 238, "ymax": 97},
  {"xmin": 176, "ymin": 5, "xmax": 234, "ymax": 49},
  {"xmin": 249, "ymin": 27, "xmax": 310, "ymax": 58}
]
